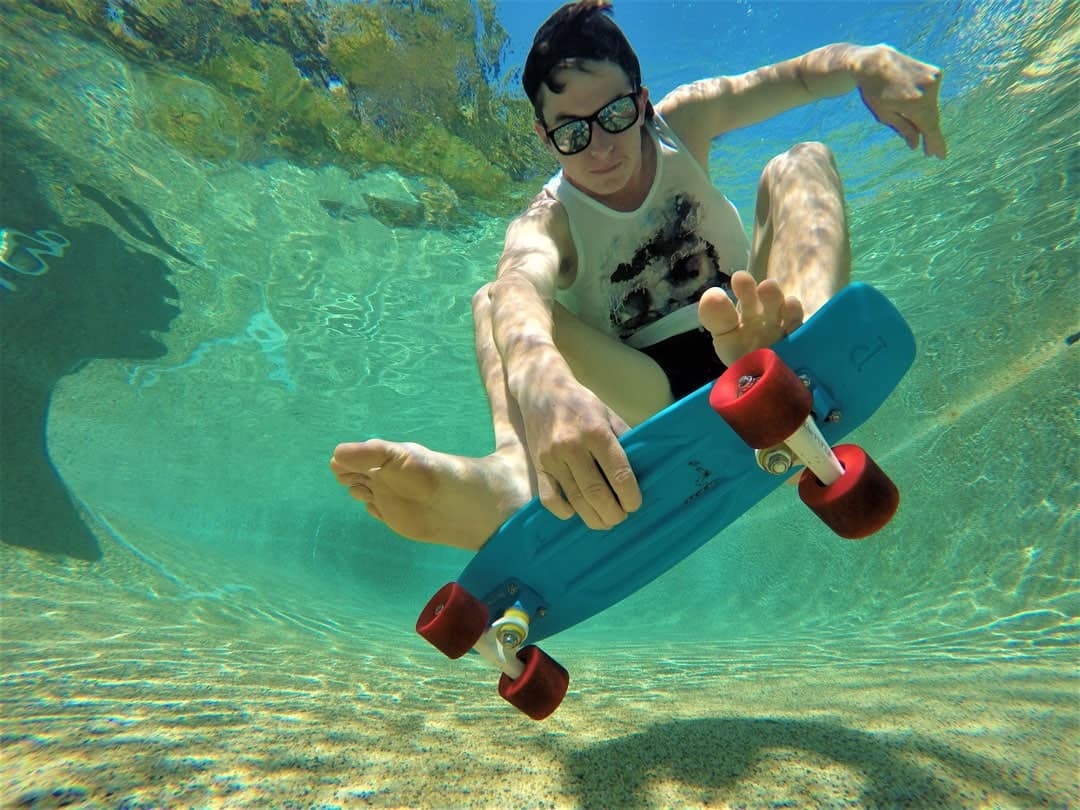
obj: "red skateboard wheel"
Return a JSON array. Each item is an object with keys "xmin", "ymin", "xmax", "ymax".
[
  {"xmin": 709, "ymin": 348, "xmax": 813, "ymax": 449},
  {"xmin": 416, "ymin": 582, "xmax": 490, "ymax": 659},
  {"xmin": 798, "ymin": 444, "xmax": 899, "ymax": 539},
  {"xmin": 498, "ymin": 645, "xmax": 570, "ymax": 721}
]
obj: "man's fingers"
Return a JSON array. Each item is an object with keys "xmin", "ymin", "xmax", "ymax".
[
  {"xmin": 607, "ymin": 408, "xmax": 632, "ymax": 438},
  {"xmin": 918, "ymin": 73, "xmax": 948, "ymax": 159},
  {"xmin": 564, "ymin": 449, "xmax": 627, "ymax": 528},
  {"xmin": 594, "ymin": 447, "xmax": 642, "ymax": 515},
  {"xmin": 587, "ymin": 426, "xmax": 641, "ymax": 514},
  {"xmin": 861, "ymin": 83, "xmax": 947, "ymax": 160},
  {"xmin": 540, "ymin": 439, "xmax": 632, "ymax": 530},
  {"xmin": 885, "ymin": 112, "xmax": 920, "ymax": 150},
  {"xmin": 920, "ymin": 119, "xmax": 948, "ymax": 159},
  {"xmin": 900, "ymin": 102, "xmax": 947, "ymax": 159},
  {"xmin": 536, "ymin": 468, "xmax": 575, "ymax": 521}
]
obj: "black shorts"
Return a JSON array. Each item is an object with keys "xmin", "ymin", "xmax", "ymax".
[{"xmin": 640, "ymin": 328, "xmax": 728, "ymax": 401}]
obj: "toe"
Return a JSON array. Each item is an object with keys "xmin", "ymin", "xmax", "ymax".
[
  {"xmin": 332, "ymin": 440, "xmax": 395, "ymax": 473},
  {"xmin": 782, "ymin": 296, "xmax": 805, "ymax": 334},
  {"xmin": 348, "ymin": 481, "xmax": 374, "ymax": 501},
  {"xmin": 757, "ymin": 279, "xmax": 786, "ymax": 322},
  {"xmin": 335, "ymin": 470, "xmax": 370, "ymax": 487},
  {"xmin": 698, "ymin": 286, "xmax": 738, "ymax": 337},
  {"xmin": 729, "ymin": 271, "xmax": 762, "ymax": 318}
]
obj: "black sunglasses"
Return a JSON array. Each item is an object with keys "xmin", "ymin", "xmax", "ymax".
[{"xmin": 544, "ymin": 92, "xmax": 640, "ymax": 156}]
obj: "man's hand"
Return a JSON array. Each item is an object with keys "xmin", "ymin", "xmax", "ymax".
[
  {"xmin": 517, "ymin": 369, "xmax": 642, "ymax": 530},
  {"xmin": 854, "ymin": 44, "xmax": 948, "ymax": 159}
]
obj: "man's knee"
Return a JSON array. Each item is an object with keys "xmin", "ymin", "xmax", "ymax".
[
  {"xmin": 757, "ymin": 142, "xmax": 843, "ymax": 220},
  {"xmin": 763, "ymin": 141, "xmax": 839, "ymax": 184},
  {"xmin": 472, "ymin": 282, "xmax": 495, "ymax": 316},
  {"xmin": 787, "ymin": 140, "xmax": 835, "ymax": 162}
]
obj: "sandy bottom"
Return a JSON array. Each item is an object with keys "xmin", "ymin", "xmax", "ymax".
[{"xmin": 2, "ymin": 542, "xmax": 1077, "ymax": 809}]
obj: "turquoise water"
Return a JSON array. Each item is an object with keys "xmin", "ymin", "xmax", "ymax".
[{"xmin": 2, "ymin": 1, "xmax": 1077, "ymax": 806}]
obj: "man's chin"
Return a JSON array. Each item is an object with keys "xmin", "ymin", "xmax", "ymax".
[{"xmin": 575, "ymin": 172, "xmax": 631, "ymax": 201}]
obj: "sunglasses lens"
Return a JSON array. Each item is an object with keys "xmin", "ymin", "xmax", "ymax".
[
  {"xmin": 552, "ymin": 121, "xmax": 590, "ymax": 155},
  {"xmin": 597, "ymin": 96, "xmax": 638, "ymax": 134}
]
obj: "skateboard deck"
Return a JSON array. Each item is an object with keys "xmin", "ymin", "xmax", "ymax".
[{"xmin": 452, "ymin": 282, "xmax": 915, "ymax": 646}]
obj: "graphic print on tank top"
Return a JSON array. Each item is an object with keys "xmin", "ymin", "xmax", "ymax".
[{"xmin": 606, "ymin": 193, "xmax": 734, "ymax": 341}]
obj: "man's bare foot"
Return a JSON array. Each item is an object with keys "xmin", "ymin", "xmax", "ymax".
[
  {"xmin": 330, "ymin": 440, "xmax": 531, "ymax": 551},
  {"xmin": 699, "ymin": 271, "xmax": 804, "ymax": 366}
]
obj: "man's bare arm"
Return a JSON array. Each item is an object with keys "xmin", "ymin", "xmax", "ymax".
[
  {"xmin": 489, "ymin": 199, "xmax": 642, "ymax": 529},
  {"xmin": 659, "ymin": 43, "xmax": 947, "ymax": 162},
  {"xmin": 489, "ymin": 201, "xmax": 565, "ymax": 402}
]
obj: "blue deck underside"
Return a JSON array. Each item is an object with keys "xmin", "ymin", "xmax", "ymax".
[{"xmin": 459, "ymin": 283, "xmax": 916, "ymax": 644}]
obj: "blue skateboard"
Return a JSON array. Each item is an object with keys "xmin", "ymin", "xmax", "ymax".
[{"xmin": 416, "ymin": 283, "xmax": 915, "ymax": 719}]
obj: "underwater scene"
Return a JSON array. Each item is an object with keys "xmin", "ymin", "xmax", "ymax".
[{"xmin": 1, "ymin": 0, "xmax": 1076, "ymax": 806}]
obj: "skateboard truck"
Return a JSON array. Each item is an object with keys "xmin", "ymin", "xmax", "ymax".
[
  {"xmin": 416, "ymin": 584, "xmax": 569, "ymax": 720},
  {"xmin": 754, "ymin": 368, "xmax": 850, "ymax": 478},
  {"xmin": 493, "ymin": 605, "xmax": 530, "ymax": 648},
  {"xmin": 711, "ymin": 348, "xmax": 899, "ymax": 539},
  {"xmin": 754, "ymin": 413, "xmax": 844, "ymax": 485},
  {"xmin": 473, "ymin": 604, "xmax": 530, "ymax": 678}
]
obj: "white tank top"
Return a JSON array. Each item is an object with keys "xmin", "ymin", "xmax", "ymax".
[{"xmin": 545, "ymin": 114, "xmax": 750, "ymax": 348}]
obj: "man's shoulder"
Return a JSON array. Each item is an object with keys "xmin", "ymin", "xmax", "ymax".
[
  {"xmin": 522, "ymin": 187, "xmax": 564, "ymax": 219},
  {"xmin": 509, "ymin": 189, "xmax": 571, "ymax": 243},
  {"xmin": 504, "ymin": 189, "xmax": 577, "ymax": 279},
  {"xmin": 656, "ymin": 84, "xmax": 723, "ymax": 167}
]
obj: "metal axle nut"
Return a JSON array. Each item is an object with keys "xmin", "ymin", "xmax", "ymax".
[{"xmin": 756, "ymin": 446, "xmax": 794, "ymax": 475}]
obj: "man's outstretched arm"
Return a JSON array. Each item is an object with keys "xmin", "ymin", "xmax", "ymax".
[
  {"xmin": 489, "ymin": 200, "xmax": 642, "ymax": 530},
  {"xmin": 660, "ymin": 43, "xmax": 947, "ymax": 161}
]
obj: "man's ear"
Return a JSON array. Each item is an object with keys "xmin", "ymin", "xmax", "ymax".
[{"xmin": 639, "ymin": 85, "xmax": 652, "ymax": 117}]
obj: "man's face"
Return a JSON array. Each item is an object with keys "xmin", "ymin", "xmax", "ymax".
[{"xmin": 534, "ymin": 60, "xmax": 649, "ymax": 202}]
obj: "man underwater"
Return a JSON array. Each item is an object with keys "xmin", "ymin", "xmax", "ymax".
[{"xmin": 331, "ymin": 0, "xmax": 947, "ymax": 550}]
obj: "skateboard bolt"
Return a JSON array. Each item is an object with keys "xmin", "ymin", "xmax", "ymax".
[
  {"xmin": 762, "ymin": 449, "xmax": 792, "ymax": 474},
  {"xmin": 737, "ymin": 375, "xmax": 758, "ymax": 395},
  {"xmin": 500, "ymin": 629, "xmax": 524, "ymax": 648},
  {"xmin": 799, "ymin": 374, "xmax": 812, "ymax": 388},
  {"xmin": 825, "ymin": 409, "xmax": 842, "ymax": 423},
  {"xmin": 507, "ymin": 582, "xmax": 518, "ymax": 595}
]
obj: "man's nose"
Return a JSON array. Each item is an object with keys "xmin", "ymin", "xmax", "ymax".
[{"xmin": 588, "ymin": 123, "xmax": 616, "ymax": 153}]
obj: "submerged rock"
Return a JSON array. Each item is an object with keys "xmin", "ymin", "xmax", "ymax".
[{"xmin": 361, "ymin": 193, "xmax": 425, "ymax": 229}]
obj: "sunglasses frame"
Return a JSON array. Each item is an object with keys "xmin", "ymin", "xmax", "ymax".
[{"xmin": 544, "ymin": 91, "xmax": 641, "ymax": 156}]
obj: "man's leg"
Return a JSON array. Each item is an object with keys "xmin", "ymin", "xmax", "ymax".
[
  {"xmin": 330, "ymin": 286, "xmax": 533, "ymax": 550},
  {"xmin": 748, "ymin": 141, "xmax": 851, "ymax": 313},
  {"xmin": 700, "ymin": 141, "xmax": 851, "ymax": 363},
  {"xmin": 331, "ymin": 284, "xmax": 674, "ymax": 549},
  {"xmin": 552, "ymin": 301, "xmax": 674, "ymax": 426}
]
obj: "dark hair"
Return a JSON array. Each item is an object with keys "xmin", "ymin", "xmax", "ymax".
[{"xmin": 522, "ymin": 1, "xmax": 652, "ymax": 125}]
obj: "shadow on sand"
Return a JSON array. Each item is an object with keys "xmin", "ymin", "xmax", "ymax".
[{"xmin": 565, "ymin": 715, "xmax": 1058, "ymax": 808}]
